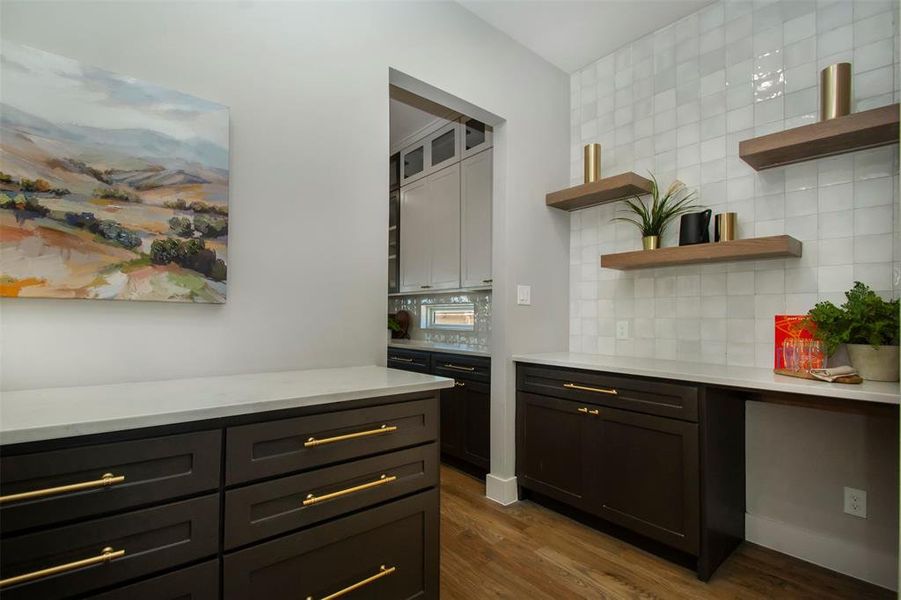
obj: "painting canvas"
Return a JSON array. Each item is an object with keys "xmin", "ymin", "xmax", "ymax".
[{"xmin": 0, "ymin": 42, "xmax": 229, "ymax": 303}]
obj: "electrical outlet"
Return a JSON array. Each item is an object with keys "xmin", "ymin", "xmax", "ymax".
[
  {"xmin": 616, "ymin": 320, "xmax": 630, "ymax": 340},
  {"xmin": 517, "ymin": 285, "xmax": 531, "ymax": 306},
  {"xmin": 843, "ymin": 487, "xmax": 867, "ymax": 518}
]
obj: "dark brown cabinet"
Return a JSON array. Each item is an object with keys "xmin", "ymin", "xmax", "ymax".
[
  {"xmin": 1, "ymin": 390, "xmax": 442, "ymax": 599},
  {"xmin": 224, "ymin": 489, "xmax": 438, "ymax": 600},
  {"xmin": 517, "ymin": 392, "xmax": 589, "ymax": 507},
  {"xmin": 387, "ymin": 348, "xmax": 491, "ymax": 475},
  {"xmin": 516, "ymin": 362, "xmax": 743, "ymax": 581},
  {"xmin": 586, "ymin": 407, "xmax": 699, "ymax": 554}
]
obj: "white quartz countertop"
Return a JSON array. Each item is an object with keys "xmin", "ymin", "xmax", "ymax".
[
  {"xmin": 0, "ymin": 366, "xmax": 454, "ymax": 445},
  {"xmin": 513, "ymin": 353, "xmax": 900, "ymax": 405},
  {"xmin": 388, "ymin": 339, "xmax": 490, "ymax": 358}
]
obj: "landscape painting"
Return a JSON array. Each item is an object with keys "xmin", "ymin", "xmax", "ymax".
[{"xmin": 0, "ymin": 42, "xmax": 229, "ymax": 303}]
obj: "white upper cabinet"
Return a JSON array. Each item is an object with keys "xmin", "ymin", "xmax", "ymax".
[
  {"xmin": 400, "ymin": 141, "xmax": 427, "ymax": 185},
  {"xmin": 460, "ymin": 148, "xmax": 492, "ymax": 288},
  {"xmin": 461, "ymin": 117, "xmax": 493, "ymax": 159},
  {"xmin": 399, "ymin": 177, "xmax": 432, "ymax": 291},
  {"xmin": 400, "ymin": 121, "xmax": 462, "ymax": 185},
  {"xmin": 428, "ymin": 163, "xmax": 462, "ymax": 290},
  {"xmin": 399, "ymin": 163, "xmax": 461, "ymax": 292}
]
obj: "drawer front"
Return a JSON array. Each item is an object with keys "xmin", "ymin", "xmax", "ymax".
[
  {"xmin": 88, "ymin": 559, "xmax": 219, "ymax": 600},
  {"xmin": 224, "ymin": 489, "xmax": 438, "ymax": 600},
  {"xmin": 226, "ymin": 397, "xmax": 438, "ymax": 485},
  {"xmin": 0, "ymin": 430, "xmax": 221, "ymax": 535},
  {"xmin": 517, "ymin": 365, "xmax": 698, "ymax": 422},
  {"xmin": 0, "ymin": 495, "xmax": 219, "ymax": 600},
  {"xmin": 387, "ymin": 348, "xmax": 431, "ymax": 373},
  {"xmin": 431, "ymin": 353, "xmax": 490, "ymax": 383},
  {"xmin": 225, "ymin": 443, "xmax": 438, "ymax": 549}
]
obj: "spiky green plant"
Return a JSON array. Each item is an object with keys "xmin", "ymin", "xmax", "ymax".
[{"xmin": 611, "ymin": 173, "xmax": 699, "ymax": 238}]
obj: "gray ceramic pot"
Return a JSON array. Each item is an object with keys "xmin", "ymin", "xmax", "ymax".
[{"xmin": 846, "ymin": 344, "xmax": 899, "ymax": 382}]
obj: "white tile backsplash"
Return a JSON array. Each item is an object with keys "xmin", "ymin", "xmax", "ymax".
[{"xmin": 569, "ymin": 0, "xmax": 899, "ymax": 367}]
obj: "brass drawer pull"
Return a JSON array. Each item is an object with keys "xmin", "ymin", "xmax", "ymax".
[
  {"xmin": 304, "ymin": 424, "xmax": 397, "ymax": 448},
  {"xmin": 0, "ymin": 472, "xmax": 126, "ymax": 505},
  {"xmin": 307, "ymin": 564, "xmax": 396, "ymax": 600},
  {"xmin": 442, "ymin": 364, "xmax": 475, "ymax": 372},
  {"xmin": 454, "ymin": 381, "xmax": 466, "ymax": 388},
  {"xmin": 563, "ymin": 383, "xmax": 618, "ymax": 396},
  {"xmin": 303, "ymin": 474, "xmax": 397, "ymax": 506},
  {"xmin": 588, "ymin": 409, "xmax": 600, "ymax": 416},
  {"xmin": 577, "ymin": 407, "xmax": 588, "ymax": 414},
  {"xmin": 0, "ymin": 546, "xmax": 125, "ymax": 588},
  {"xmin": 389, "ymin": 356, "xmax": 414, "ymax": 363}
]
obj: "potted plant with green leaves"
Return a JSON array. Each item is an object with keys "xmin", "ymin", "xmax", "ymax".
[
  {"xmin": 805, "ymin": 282, "xmax": 900, "ymax": 381},
  {"xmin": 611, "ymin": 174, "xmax": 699, "ymax": 250}
]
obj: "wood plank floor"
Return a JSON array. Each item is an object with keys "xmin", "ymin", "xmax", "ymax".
[{"xmin": 439, "ymin": 466, "xmax": 893, "ymax": 599}]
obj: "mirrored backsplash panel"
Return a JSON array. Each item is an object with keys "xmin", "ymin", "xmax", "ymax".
[{"xmin": 389, "ymin": 291, "xmax": 491, "ymax": 347}]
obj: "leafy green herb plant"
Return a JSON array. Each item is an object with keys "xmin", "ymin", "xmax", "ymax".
[
  {"xmin": 805, "ymin": 282, "xmax": 900, "ymax": 356},
  {"xmin": 611, "ymin": 173, "xmax": 699, "ymax": 238}
]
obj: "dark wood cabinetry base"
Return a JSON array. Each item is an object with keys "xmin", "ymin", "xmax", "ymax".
[{"xmin": 516, "ymin": 363, "xmax": 744, "ymax": 581}]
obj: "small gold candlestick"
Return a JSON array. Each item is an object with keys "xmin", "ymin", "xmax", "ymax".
[{"xmin": 820, "ymin": 63, "xmax": 851, "ymax": 121}]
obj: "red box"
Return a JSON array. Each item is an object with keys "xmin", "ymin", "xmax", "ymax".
[{"xmin": 774, "ymin": 315, "xmax": 815, "ymax": 369}]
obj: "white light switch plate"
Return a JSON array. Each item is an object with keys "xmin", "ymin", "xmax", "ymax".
[
  {"xmin": 843, "ymin": 486, "xmax": 867, "ymax": 518},
  {"xmin": 517, "ymin": 285, "xmax": 531, "ymax": 305}
]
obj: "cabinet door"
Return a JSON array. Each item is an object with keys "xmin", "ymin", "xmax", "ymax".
[
  {"xmin": 459, "ymin": 379, "xmax": 490, "ymax": 470},
  {"xmin": 460, "ymin": 148, "xmax": 492, "ymax": 288},
  {"xmin": 389, "ymin": 152, "xmax": 400, "ymax": 191},
  {"xmin": 399, "ymin": 177, "xmax": 431, "ymax": 292},
  {"xmin": 461, "ymin": 117, "xmax": 493, "ymax": 159},
  {"xmin": 516, "ymin": 392, "xmax": 590, "ymax": 508},
  {"xmin": 428, "ymin": 121, "xmax": 461, "ymax": 173},
  {"xmin": 439, "ymin": 384, "xmax": 463, "ymax": 458},
  {"xmin": 400, "ymin": 142, "xmax": 427, "ymax": 185},
  {"xmin": 586, "ymin": 407, "xmax": 699, "ymax": 554},
  {"xmin": 388, "ymin": 190, "xmax": 399, "ymax": 293},
  {"xmin": 427, "ymin": 163, "xmax": 461, "ymax": 290}
]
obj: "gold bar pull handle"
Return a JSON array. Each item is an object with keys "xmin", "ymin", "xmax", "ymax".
[
  {"xmin": 305, "ymin": 424, "xmax": 397, "ymax": 448},
  {"xmin": 454, "ymin": 381, "xmax": 466, "ymax": 388},
  {"xmin": 0, "ymin": 473, "xmax": 126, "ymax": 505},
  {"xmin": 303, "ymin": 474, "xmax": 397, "ymax": 506},
  {"xmin": 588, "ymin": 409, "xmax": 600, "ymax": 416},
  {"xmin": 577, "ymin": 407, "xmax": 589, "ymax": 414},
  {"xmin": 563, "ymin": 383, "xmax": 618, "ymax": 396},
  {"xmin": 0, "ymin": 546, "xmax": 125, "ymax": 588},
  {"xmin": 389, "ymin": 356, "xmax": 414, "ymax": 363},
  {"xmin": 307, "ymin": 565, "xmax": 396, "ymax": 600},
  {"xmin": 442, "ymin": 364, "xmax": 475, "ymax": 372}
]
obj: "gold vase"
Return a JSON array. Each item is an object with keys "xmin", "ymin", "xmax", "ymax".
[
  {"xmin": 642, "ymin": 235, "xmax": 659, "ymax": 250},
  {"xmin": 583, "ymin": 144, "xmax": 601, "ymax": 184},
  {"xmin": 820, "ymin": 63, "xmax": 851, "ymax": 121}
]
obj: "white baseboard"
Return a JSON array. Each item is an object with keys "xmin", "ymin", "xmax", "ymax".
[
  {"xmin": 485, "ymin": 473, "xmax": 518, "ymax": 505},
  {"xmin": 745, "ymin": 513, "xmax": 898, "ymax": 592}
]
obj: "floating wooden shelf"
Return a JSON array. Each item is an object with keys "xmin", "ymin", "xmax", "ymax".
[
  {"xmin": 600, "ymin": 236, "xmax": 802, "ymax": 270},
  {"xmin": 739, "ymin": 104, "xmax": 899, "ymax": 171},
  {"xmin": 546, "ymin": 172, "xmax": 652, "ymax": 211}
]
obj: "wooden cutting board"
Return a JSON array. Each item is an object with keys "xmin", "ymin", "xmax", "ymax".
[{"xmin": 773, "ymin": 368, "xmax": 862, "ymax": 384}]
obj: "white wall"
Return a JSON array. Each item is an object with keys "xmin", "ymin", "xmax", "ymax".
[
  {"xmin": 0, "ymin": 1, "xmax": 571, "ymax": 495},
  {"xmin": 567, "ymin": 0, "xmax": 899, "ymax": 589}
]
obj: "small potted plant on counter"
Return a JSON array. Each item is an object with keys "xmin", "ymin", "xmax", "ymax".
[
  {"xmin": 805, "ymin": 282, "xmax": 900, "ymax": 381},
  {"xmin": 612, "ymin": 173, "xmax": 699, "ymax": 250}
]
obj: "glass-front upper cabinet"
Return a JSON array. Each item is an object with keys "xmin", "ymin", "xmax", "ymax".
[
  {"xmin": 388, "ymin": 190, "xmax": 399, "ymax": 293},
  {"xmin": 429, "ymin": 122, "xmax": 459, "ymax": 172},
  {"xmin": 401, "ymin": 144, "xmax": 425, "ymax": 184},
  {"xmin": 461, "ymin": 117, "xmax": 493, "ymax": 159}
]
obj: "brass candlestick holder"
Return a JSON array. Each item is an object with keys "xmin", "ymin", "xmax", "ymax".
[{"xmin": 820, "ymin": 63, "xmax": 851, "ymax": 121}]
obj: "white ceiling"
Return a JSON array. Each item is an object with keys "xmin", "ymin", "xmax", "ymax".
[{"xmin": 457, "ymin": 0, "xmax": 714, "ymax": 73}]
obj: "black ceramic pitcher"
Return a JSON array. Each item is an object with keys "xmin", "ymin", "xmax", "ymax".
[{"xmin": 678, "ymin": 209, "xmax": 712, "ymax": 246}]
